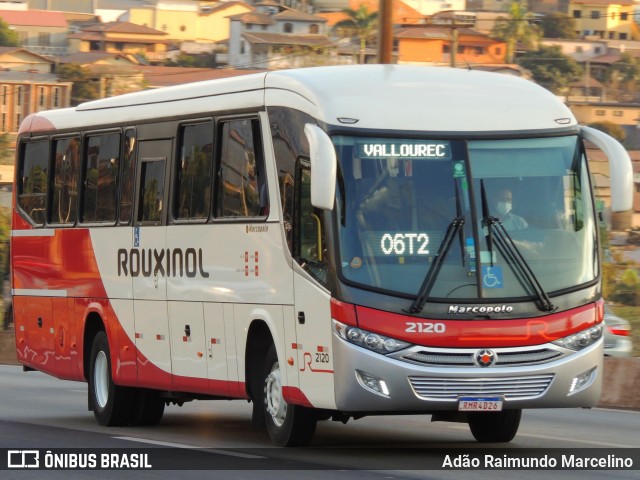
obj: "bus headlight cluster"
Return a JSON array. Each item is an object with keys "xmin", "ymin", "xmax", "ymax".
[
  {"xmin": 552, "ymin": 324, "xmax": 603, "ymax": 351},
  {"xmin": 333, "ymin": 320, "xmax": 410, "ymax": 354}
]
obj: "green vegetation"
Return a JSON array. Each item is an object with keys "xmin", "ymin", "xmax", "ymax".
[{"xmin": 56, "ymin": 63, "xmax": 100, "ymax": 106}]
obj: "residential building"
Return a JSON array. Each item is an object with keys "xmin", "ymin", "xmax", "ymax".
[
  {"xmin": 318, "ymin": 0, "xmax": 424, "ymax": 26},
  {"xmin": 396, "ymin": 26, "xmax": 508, "ymax": 66},
  {"xmin": 228, "ymin": 2, "xmax": 330, "ymax": 69},
  {"xmin": 0, "ymin": 71, "xmax": 71, "ymax": 133},
  {"xmin": 28, "ymin": 0, "xmax": 93, "ymax": 14},
  {"xmin": 0, "ymin": 47, "xmax": 54, "ymax": 73},
  {"xmin": 131, "ymin": 65, "xmax": 261, "ymax": 88},
  {"xmin": 570, "ymin": 101, "xmax": 640, "ymax": 148},
  {"xmin": 402, "ymin": 0, "xmax": 465, "ymax": 16},
  {"xmin": 540, "ymin": 38, "xmax": 608, "ymax": 62},
  {"xmin": 57, "ymin": 52, "xmax": 144, "ymax": 98},
  {"xmin": 0, "ymin": 9, "xmax": 68, "ymax": 56},
  {"xmin": 568, "ymin": 0, "xmax": 635, "ymax": 40},
  {"xmin": 66, "ymin": 21, "xmax": 169, "ymax": 63},
  {"xmin": 125, "ymin": 0, "xmax": 253, "ymax": 45}
]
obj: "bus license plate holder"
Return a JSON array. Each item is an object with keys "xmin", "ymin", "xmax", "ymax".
[{"xmin": 458, "ymin": 397, "xmax": 503, "ymax": 412}]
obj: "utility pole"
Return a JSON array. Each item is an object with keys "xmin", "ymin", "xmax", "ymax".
[
  {"xmin": 378, "ymin": 0, "xmax": 393, "ymax": 64},
  {"xmin": 450, "ymin": 17, "xmax": 458, "ymax": 68}
]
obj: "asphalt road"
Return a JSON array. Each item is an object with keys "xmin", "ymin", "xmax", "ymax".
[{"xmin": 0, "ymin": 365, "xmax": 638, "ymax": 480}]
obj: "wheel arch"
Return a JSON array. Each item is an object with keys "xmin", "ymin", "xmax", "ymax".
[
  {"xmin": 83, "ymin": 312, "xmax": 106, "ymax": 382},
  {"xmin": 245, "ymin": 319, "xmax": 274, "ymax": 401}
]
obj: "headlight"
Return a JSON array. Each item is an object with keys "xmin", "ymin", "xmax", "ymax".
[
  {"xmin": 333, "ymin": 319, "xmax": 410, "ymax": 354},
  {"xmin": 552, "ymin": 324, "xmax": 603, "ymax": 351}
]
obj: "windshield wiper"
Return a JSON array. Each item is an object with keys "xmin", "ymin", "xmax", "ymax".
[
  {"xmin": 406, "ymin": 216, "xmax": 465, "ymax": 314},
  {"xmin": 480, "ymin": 181, "xmax": 556, "ymax": 313}
]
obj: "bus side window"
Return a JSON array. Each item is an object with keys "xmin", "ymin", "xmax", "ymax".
[
  {"xmin": 81, "ymin": 133, "xmax": 120, "ymax": 224},
  {"xmin": 50, "ymin": 136, "xmax": 79, "ymax": 225},
  {"xmin": 18, "ymin": 139, "xmax": 49, "ymax": 227},
  {"xmin": 216, "ymin": 118, "xmax": 268, "ymax": 218},
  {"xmin": 295, "ymin": 158, "xmax": 327, "ymax": 281},
  {"xmin": 174, "ymin": 121, "xmax": 213, "ymax": 221}
]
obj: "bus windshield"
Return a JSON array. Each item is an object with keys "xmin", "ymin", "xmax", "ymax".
[{"xmin": 334, "ymin": 134, "xmax": 597, "ymax": 301}]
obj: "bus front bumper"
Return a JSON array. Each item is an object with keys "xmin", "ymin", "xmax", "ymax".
[{"xmin": 331, "ymin": 334, "xmax": 603, "ymax": 413}]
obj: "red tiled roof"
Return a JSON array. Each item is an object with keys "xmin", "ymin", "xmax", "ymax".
[
  {"xmin": 131, "ymin": 66, "xmax": 262, "ymax": 88},
  {"xmin": 0, "ymin": 9, "xmax": 67, "ymax": 28},
  {"xmin": 319, "ymin": 0, "xmax": 423, "ymax": 26},
  {"xmin": 82, "ymin": 21, "xmax": 167, "ymax": 36}
]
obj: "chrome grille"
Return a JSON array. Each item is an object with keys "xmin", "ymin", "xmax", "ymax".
[
  {"xmin": 401, "ymin": 348, "xmax": 564, "ymax": 367},
  {"xmin": 408, "ymin": 374, "xmax": 555, "ymax": 400}
]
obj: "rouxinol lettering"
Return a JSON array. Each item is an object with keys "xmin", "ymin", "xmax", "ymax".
[{"xmin": 117, "ymin": 248, "xmax": 210, "ymax": 278}]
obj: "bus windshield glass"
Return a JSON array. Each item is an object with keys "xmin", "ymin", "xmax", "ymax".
[{"xmin": 334, "ymin": 134, "xmax": 597, "ymax": 301}]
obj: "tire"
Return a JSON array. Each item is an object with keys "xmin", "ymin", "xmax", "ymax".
[
  {"xmin": 131, "ymin": 389, "xmax": 165, "ymax": 427},
  {"xmin": 467, "ymin": 409, "xmax": 522, "ymax": 443},
  {"xmin": 88, "ymin": 331, "xmax": 135, "ymax": 426},
  {"xmin": 262, "ymin": 344, "xmax": 317, "ymax": 447}
]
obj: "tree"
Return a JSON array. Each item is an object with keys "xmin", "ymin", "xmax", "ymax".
[
  {"xmin": 607, "ymin": 52, "xmax": 640, "ymax": 100},
  {"xmin": 517, "ymin": 45, "xmax": 582, "ymax": 93},
  {"xmin": 540, "ymin": 13, "xmax": 577, "ymax": 39},
  {"xmin": 0, "ymin": 19, "xmax": 18, "ymax": 47},
  {"xmin": 56, "ymin": 63, "xmax": 99, "ymax": 106},
  {"xmin": 588, "ymin": 121, "xmax": 626, "ymax": 143},
  {"xmin": 333, "ymin": 5, "xmax": 378, "ymax": 64},
  {"xmin": 491, "ymin": 1, "xmax": 541, "ymax": 64}
]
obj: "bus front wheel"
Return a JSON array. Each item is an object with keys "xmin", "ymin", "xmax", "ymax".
[
  {"xmin": 262, "ymin": 344, "xmax": 317, "ymax": 446},
  {"xmin": 467, "ymin": 409, "xmax": 521, "ymax": 443},
  {"xmin": 88, "ymin": 331, "xmax": 135, "ymax": 426}
]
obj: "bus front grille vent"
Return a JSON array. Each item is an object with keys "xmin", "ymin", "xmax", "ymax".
[
  {"xmin": 408, "ymin": 374, "xmax": 555, "ymax": 401},
  {"xmin": 401, "ymin": 348, "xmax": 564, "ymax": 367}
]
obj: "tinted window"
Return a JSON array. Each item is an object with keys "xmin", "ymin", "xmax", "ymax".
[
  {"xmin": 216, "ymin": 118, "xmax": 267, "ymax": 218},
  {"xmin": 175, "ymin": 122, "xmax": 213, "ymax": 220},
  {"xmin": 82, "ymin": 133, "xmax": 120, "ymax": 223},
  {"xmin": 50, "ymin": 137, "xmax": 79, "ymax": 225},
  {"xmin": 18, "ymin": 140, "xmax": 49, "ymax": 226}
]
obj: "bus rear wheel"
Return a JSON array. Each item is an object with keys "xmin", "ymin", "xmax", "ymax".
[
  {"xmin": 88, "ymin": 331, "xmax": 135, "ymax": 426},
  {"xmin": 131, "ymin": 389, "xmax": 165, "ymax": 426},
  {"xmin": 467, "ymin": 409, "xmax": 521, "ymax": 443},
  {"xmin": 262, "ymin": 344, "xmax": 317, "ymax": 446}
]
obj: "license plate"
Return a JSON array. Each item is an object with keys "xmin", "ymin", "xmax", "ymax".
[{"xmin": 458, "ymin": 397, "xmax": 503, "ymax": 412}]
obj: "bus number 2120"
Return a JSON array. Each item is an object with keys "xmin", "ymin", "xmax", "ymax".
[{"xmin": 405, "ymin": 322, "xmax": 446, "ymax": 333}]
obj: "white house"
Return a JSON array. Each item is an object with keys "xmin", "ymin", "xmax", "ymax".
[{"xmin": 227, "ymin": 0, "xmax": 329, "ymax": 69}]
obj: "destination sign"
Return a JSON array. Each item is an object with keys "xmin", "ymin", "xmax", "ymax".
[{"xmin": 357, "ymin": 141, "xmax": 451, "ymax": 160}]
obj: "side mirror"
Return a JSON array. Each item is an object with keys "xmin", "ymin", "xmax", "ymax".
[
  {"xmin": 579, "ymin": 125, "xmax": 633, "ymax": 213},
  {"xmin": 304, "ymin": 123, "xmax": 336, "ymax": 210}
]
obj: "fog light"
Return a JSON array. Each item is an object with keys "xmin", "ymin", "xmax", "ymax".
[
  {"xmin": 355, "ymin": 370, "xmax": 390, "ymax": 397},
  {"xmin": 568, "ymin": 367, "xmax": 597, "ymax": 395}
]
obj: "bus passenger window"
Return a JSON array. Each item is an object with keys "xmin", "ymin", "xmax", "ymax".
[
  {"xmin": 82, "ymin": 133, "xmax": 120, "ymax": 223},
  {"xmin": 175, "ymin": 122, "xmax": 213, "ymax": 220},
  {"xmin": 216, "ymin": 118, "xmax": 268, "ymax": 218},
  {"xmin": 18, "ymin": 139, "xmax": 49, "ymax": 226},
  {"xmin": 51, "ymin": 137, "xmax": 79, "ymax": 225},
  {"xmin": 138, "ymin": 160, "xmax": 165, "ymax": 224}
]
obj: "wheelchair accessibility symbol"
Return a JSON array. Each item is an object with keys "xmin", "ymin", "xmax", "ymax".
[{"xmin": 482, "ymin": 266, "xmax": 503, "ymax": 288}]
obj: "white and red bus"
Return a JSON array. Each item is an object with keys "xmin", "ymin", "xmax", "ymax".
[{"xmin": 12, "ymin": 65, "xmax": 633, "ymax": 446}]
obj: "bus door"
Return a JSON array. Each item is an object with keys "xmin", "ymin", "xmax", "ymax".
[
  {"xmin": 292, "ymin": 160, "xmax": 336, "ymax": 408},
  {"xmin": 132, "ymin": 139, "xmax": 172, "ymax": 388}
]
